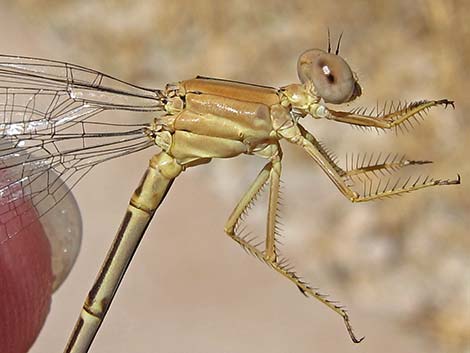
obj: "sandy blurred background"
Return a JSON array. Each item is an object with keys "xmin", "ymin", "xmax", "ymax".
[{"xmin": 0, "ymin": 1, "xmax": 468, "ymax": 352}]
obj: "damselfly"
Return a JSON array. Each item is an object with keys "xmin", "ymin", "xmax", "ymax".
[{"xmin": 0, "ymin": 39, "xmax": 459, "ymax": 352}]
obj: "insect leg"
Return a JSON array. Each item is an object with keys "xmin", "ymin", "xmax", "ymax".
[
  {"xmin": 295, "ymin": 124, "xmax": 459, "ymax": 202},
  {"xmin": 344, "ymin": 154, "xmax": 432, "ymax": 179},
  {"xmin": 298, "ymin": 125, "xmax": 450, "ymax": 190},
  {"xmin": 326, "ymin": 99, "xmax": 454, "ymax": 130},
  {"xmin": 224, "ymin": 144, "xmax": 363, "ymax": 343},
  {"xmin": 224, "ymin": 144, "xmax": 281, "ymax": 261}
]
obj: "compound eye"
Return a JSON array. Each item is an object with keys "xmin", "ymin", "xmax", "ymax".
[{"xmin": 297, "ymin": 49, "xmax": 360, "ymax": 104}]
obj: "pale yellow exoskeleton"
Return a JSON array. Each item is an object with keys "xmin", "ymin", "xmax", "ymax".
[{"xmin": 0, "ymin": 41, "xmax": 459, "ymax": 352}]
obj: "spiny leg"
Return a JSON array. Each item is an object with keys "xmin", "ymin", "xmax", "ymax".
[
  {"xmin": 224, "ymin": 162, "xmax": 271, "ymax": 249},
  {"xmin": 227, "ymin": 232, "xmax": 364, "ymax": 343},
  {"xmin": 344, "ymin": 152, "xmax": 432, "ymax": 179},
  {"xmin": 225, "ymin": 144, "xmax": 281, "ymax": 261},
  {"xmin": 326, "ymin": 99, "xmax": 454, "ymax": 131},
  {"xmin": 355, "ymin": 174, "xmax": 460, "ymax": 202},
  {"xmin": 265, "ymin": 154, "xmax": 282, "ymax": 261},
  {"xmin": 298, "ymin": 124, "xmax": 429, "ymax": 181},
  {"xmin": 295, "ymin": 124, "xmax": 459, "ymax": 202},
  {"xmin": 224, "ymin": 144, "xmax": 364, "ymax": 343}
]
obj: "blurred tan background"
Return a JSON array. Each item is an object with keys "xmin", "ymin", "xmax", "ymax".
[{"xmin": 0, "ymin": 1, "xmax": 468, "ymax": 352}]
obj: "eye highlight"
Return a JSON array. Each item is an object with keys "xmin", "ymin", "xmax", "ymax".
[
  {"xmin": 297, "ymin": 49, "xmax": 361, "ymax": 104},
  {"xmin": 321, "ymin": 64, "xmax": 335, "ymax": 83}
]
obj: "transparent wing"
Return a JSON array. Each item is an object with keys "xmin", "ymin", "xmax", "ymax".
[{"xmin": 0, "ymin": 55, "xmax": 167, "ymax": 242}]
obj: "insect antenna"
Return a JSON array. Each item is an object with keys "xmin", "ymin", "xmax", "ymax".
[
  {"xmin": 327, "ymin": 28, "xmax": 332, "ymax": 53},
  {"xmin": 335, "ymin": 31, "xmax": 344, "ymax": 55}
]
